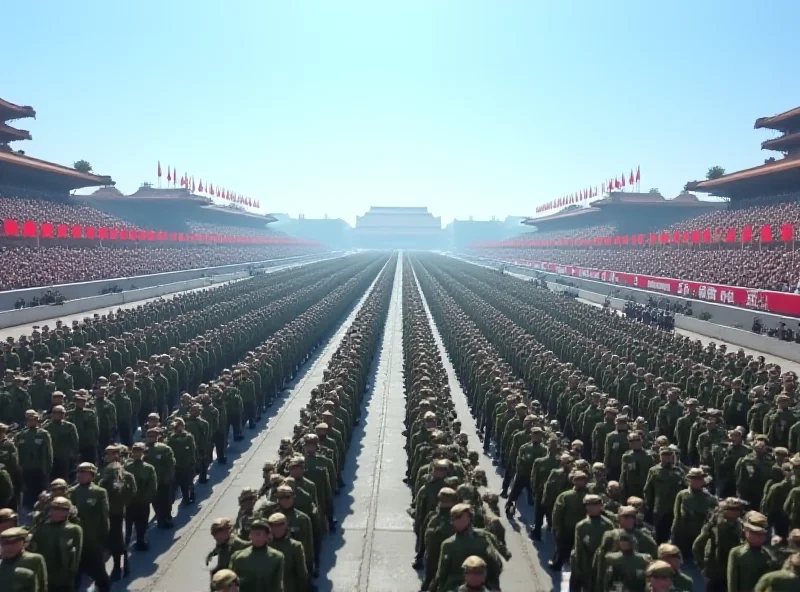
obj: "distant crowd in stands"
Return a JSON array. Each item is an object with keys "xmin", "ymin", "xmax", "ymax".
[
  {"xmin": 186, "ymin": 221, "xmax": 287, "ymax": 239},
  {"xmin": 0, "ymin": 244, "xmax": 317, "ymax": 291},
  {"xmin": 480, "ymin": 247, "xmax": 800, "ymax": 293},
  {"xmin": 516, "ymin": 224, "xmax": 617, "ymax": 242},
  {"xmin": 662, "ymin": 194, "xmax": 800, "ymax": 240},
  {"xmin": 0, "ymin": 186, "xmax": 138, "ymax": 228}
]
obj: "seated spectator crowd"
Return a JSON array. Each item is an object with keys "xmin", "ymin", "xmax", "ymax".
[
  {"xmin": 0, "ymin": 194, "xmax": 138, "ymax": 229},
  {"xmin": 0, "ymin": 245, "xmax": 319, "ymax": 291},
  {"xmin": 665, "ymin": 195, "xmax": 800, "ymax": 240},
  {"xmin": 185, "ymin": 221, "xmax": 289, "ymax": 240},
  {"xmin": 517, "ymin": 224, "xmax": 618, "ymax": 243}
]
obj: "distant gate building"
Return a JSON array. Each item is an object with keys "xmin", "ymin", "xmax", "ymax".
[{"xmin": 354, "ymin": 206, "xmax": 445, "ymax": 250}]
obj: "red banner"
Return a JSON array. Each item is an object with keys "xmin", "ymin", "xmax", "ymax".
[
  {"xmin": 0, "ymin": 217, "xmax": 316, "ymax": 246},
  {"xmin": 509, "ymin": 258, "xmax": 800, "ymax": 316}
]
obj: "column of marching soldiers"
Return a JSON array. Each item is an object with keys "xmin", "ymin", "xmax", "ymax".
[
  {"xmin": 0, "ymin": 253, "xmax": 396, "ymax": 592},
  {"xmin": 398, "ymin": 254, "xmax": 800, "ymax": 592}
]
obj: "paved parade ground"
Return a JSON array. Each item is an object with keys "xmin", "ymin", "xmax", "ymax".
[
  {"xmin": 126, "ymin": 260, "xmax": 386, "ymax": 592},
  {"xmin": 4, "ymin": 251, "xmax": 793, "ymax": 592},
  {"xmin": 122, "ymin": 255, "xmax": 569, "ymax": 591},
  {"xmin": 123, "ymin": 254, "xmax": 783, "ymax": 591}
]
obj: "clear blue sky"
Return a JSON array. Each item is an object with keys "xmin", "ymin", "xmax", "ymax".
[{"xmin": 5, "ymin": 1, "xmax": 800, "ymax": 226}]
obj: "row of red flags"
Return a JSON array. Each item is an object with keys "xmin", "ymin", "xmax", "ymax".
[
  {"xmin": 488, "ymin": 223, "xmax": 796, "ymax": 248},
  {"xmin": 158, "ymin": 161, "xmax": 260, "ymax": 209},
  {"xmin": 1, "ymin": 219, "xmax": 313, "ymax": 245},
  {"xmin": 536, "ymin": 166, "xmax": 641, "ymax": 214}
]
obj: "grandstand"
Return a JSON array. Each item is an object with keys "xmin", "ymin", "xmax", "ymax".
[
  {"xmin": 0, "ymin": 95, "xmax": 324, "ymax": 294},
  {"xmin": 522, "ymin": 192, "xmax": 721, "ymax": 238},
  {"xmin": 467, "ymin": 105, "xmax": 800, "ymax": 315},
  {"xmin": 354, "ymin": 206, "xmax": 445, "ymax": 249},
  {"xmin": 80, "ymin": 184, "xmax": 281, "ymax": 237}
]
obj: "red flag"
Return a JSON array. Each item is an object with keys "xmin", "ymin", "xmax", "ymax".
[
  {"xmin": 621, "ymin": 173, "xmax": 626, "ymax": 188},
  {"xmin": 192, "ymin": 177, "xmax": 196, "ymax": 192},
  {"xmin": 725, "ymin": 228, "xmax": 737, "ymax": 243},
  {"xmin": 780, "ymin": 224, "xmax": 794, "ymax": 242},
  {"xmin": 760, "ymin": 224, "xmax": 773, "ymax": 243},
  {"xmin": 216, "ymin": 188, "xmax": 221, "ymax": 197},
  {"xmin": 742, "ymin": 225, "xmax": 753, "ymax": 242},
  {"xmin": 614, "ymin": 177, "xmax": 620, "ymax": 189},
  {"xmin": 209, "ymin": 183, "xmax": 214, "ymax": 195},
  {"xmin": 198, "ymin": 179, "xmax": 204, "ymax": 192},
  {"xmin": 629, "ymin": 170, "xmax": 634, "ymax": 185},
  {"xmin": 167, "ymin": 167, "xmax": 171, "ymax": 183},
  {"xmin": 157, "ymin": 161, "xmax": 162, "ymax": 178},
  {"xmin": 635, "ymin": 165, "xmax": 640, "ymax": 182},
  {"xmin": 173, "ymin": 167, "xmax": 177, "ymax": 186}
]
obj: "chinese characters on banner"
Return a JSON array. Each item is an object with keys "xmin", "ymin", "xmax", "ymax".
[{"xmin": 510, "ymin": 259, "xmax": 798, "ymax": 316}]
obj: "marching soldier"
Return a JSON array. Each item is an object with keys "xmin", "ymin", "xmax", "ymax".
[
  {"xmin": 670, "ymin": 467, "xmax": 716, "ymax": 559},
  {"xmin": 124, "ymin": 442, "xmax": 157, "ymax": 550},
  {"xmin": 727, "ymin": 512, "xmax": 779, "ymax": 592},
  {"xmin": 29, "ymin": 496, "xmax": 82, "ymax": 592},
  {"xmin": 228, "ymin": 518, "xmax": 284, "ymax": 592},
  {"xmin": 69, "ymin": 462, "xmax": 110, "ymax": 592},
  {"xmin": 43, "ymin": 405, "xmax": 78, "ymax": 482},
  {"xmin": 571, "ymin": 493, "xmax": 613, "ymax": 591},
  {"xmin": 96, "ymin": 446, "xmax": 137, "ymax": 580},
  {"xmin": 0, "ymin": 526, "xmax": 47, "ymax": 592},
  {"xmin": 206, "ymin": 517, "xmax": 249, "ymax": 577},
  {"xmin": 144, "ymin": 427, "xmax": 175, "ymax": 529},
  {"xmin": 267, "ymin": 512, "xmax": 309, "ymax": 592},
  {"xmin": 167, "ymin": 417, "xmax": 196, "ymax": 505},
  {"xmin": 429, "ymin": 503, "xmax": 502, "ymax": 592},
  {"xmin": 15, "ymin": 410, "xmax": 53, "ymax": 510}
]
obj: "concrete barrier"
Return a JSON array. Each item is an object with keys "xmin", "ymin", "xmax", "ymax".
[
  {"xmin": 0, "ymin": 274, "xmax": 242, "ymax": 329},
  {"xmin": 0, "ymin": 253, "xmax": 324, "ymax": 312},
  {"xmin": 449, "ymin": 253, "xmax": 800, "ymax": 361},
  {"xmin": 461, "ymin": 254, "xmax": 800, "ymax": 332},
  {"xmin": 544, "ymin": 275, "xmax": 800, "ymax": 361}
]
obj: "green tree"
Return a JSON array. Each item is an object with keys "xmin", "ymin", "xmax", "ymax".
[
  {"xmin": 73, "ymin": 160, "xmax": 93, "ymax": 174},
  {"xmin": 648, "ymin": 188, "xmax": 660, "ymax": 194},
  {"xmin": 706, "ymin": 165, "xmax": 725, "ymax": 180}
]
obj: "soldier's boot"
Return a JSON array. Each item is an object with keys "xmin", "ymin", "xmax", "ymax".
[
  {"xmin": 411, "ymin": 551, "xmax": 424, "ymax": 570},
  {"xmin": 122, "ymin": 550, "xmax": 130, "ymax": 577},
  {"xmin": 504, "ymin": 500, "xmax": 514, "ymax": 517},
  {"xmin": 500, "ymin": 471, "xmax": 513, "ymax": 497},
  {"xmin": 111, "ymin": 555, "xmax": 122, "ymax": 581},
  {"xmin": 198, "ymin": 462, "xmax": 209, "ymax": 484}
]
